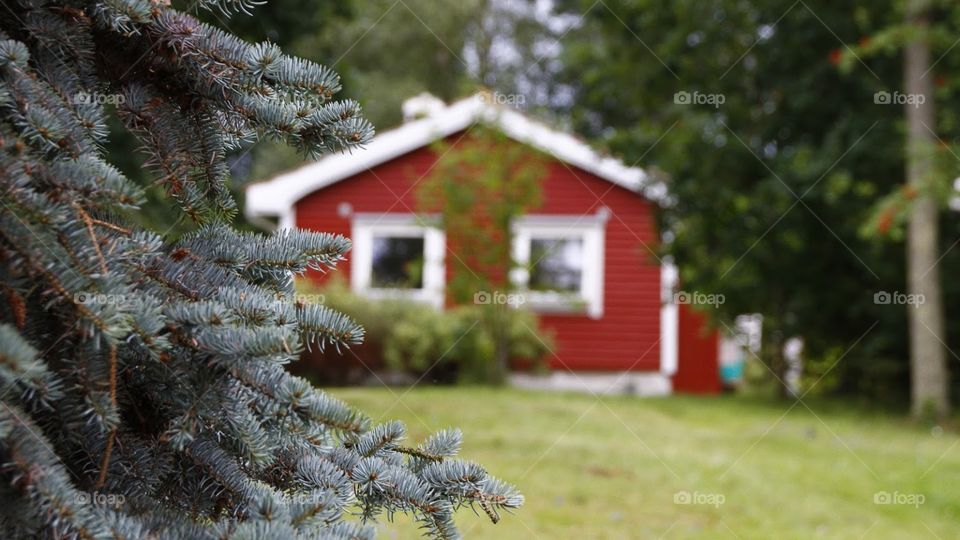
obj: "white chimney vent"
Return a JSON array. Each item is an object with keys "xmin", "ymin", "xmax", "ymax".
[{"xmin": 402, "ymin": 93, "xmax": 446, "ymax": 121}]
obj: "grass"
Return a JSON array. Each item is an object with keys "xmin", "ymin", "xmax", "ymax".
[{"xmin": 329, "ymin": 387, "xmax": 960, "ymax": 539}]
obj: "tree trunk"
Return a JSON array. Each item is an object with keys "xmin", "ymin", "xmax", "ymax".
[{"xmin": 904, "ymin": 5, "xmax": 949, "ymax": 419}]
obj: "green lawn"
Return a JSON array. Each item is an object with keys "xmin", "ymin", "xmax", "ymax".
[{"xmin": 329, "ymin": 387, "xmax": 960, "ymax": 539}]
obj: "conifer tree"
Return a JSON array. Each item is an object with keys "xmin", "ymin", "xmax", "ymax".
[{"xmin": 0, "ymin": 1, "xmax": 521, "ymax": 538}]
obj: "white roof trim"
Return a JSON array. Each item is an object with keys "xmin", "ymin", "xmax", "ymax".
[{"xmin": 245, "ymin": 93, "xmax": 666, "ymax": 222}]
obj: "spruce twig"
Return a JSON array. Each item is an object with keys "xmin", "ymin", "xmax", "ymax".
[
  {"xmin": 0, "ymin": 2, "xmax": 520, "ymax": 537},
  {"xmin": 74, "ymin": 203, "xmax": 109, "ymax": 274},
  {"xmin": 95, "ymin": 344, "xmax": 118, "ymax": 489}
]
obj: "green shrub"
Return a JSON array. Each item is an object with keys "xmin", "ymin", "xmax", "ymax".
[{"xmin": 298, "ymin": 279, "xmax": 552, "ymax": 383}]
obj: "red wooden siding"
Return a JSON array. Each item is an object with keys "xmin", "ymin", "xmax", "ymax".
[
  {"xmin": 674, "ymin": 304, "xmax": 721, "ymax": 393},
  {"xmin": 294, "ymin": 132, "xmax": 662, "ymax": 372}
]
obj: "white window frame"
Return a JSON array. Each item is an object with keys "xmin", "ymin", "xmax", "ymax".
[
  {"xmin": 351, "ymin": 213, "xmax": 445, "ymax": 308},
  {"xmin": 511, "ymin": 214, "xmax": 606, "ymax": 318},
  {"xmin": 660, "ymin": 259, "xmax": 679, "ymax": 377}
]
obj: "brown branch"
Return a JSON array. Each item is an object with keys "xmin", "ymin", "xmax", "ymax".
[
  {"xmin": 95, "ymin": 345, "xmax": 118, "ymax": 489},
  {"xmin": 3, "ymin": 285, "xmax": 26, "ymax": 329},
  {"xmin": 395, "ymin": 445, "xmax": 443, "ymax": 462},
  {"xmin": 0, "ymin": 230, "xmax": 110, "ymax": 331},
  {"xmin": 476, "ymin": 490, "xmax": 500, "ymax": 524},
  {"xmin": 73, "ymin": 204, "xmax": 108, "ymax": 274},
  {"xmin": 89, "ymin": 218, "xmax": 131, "ymax": 236},
  {"xmin": 137, "ymin": 261, "xmax": 202, "ymax": 301},
  {"xmin": 96, "ymin": 431, "xmax": 115, "ymax": 489}
]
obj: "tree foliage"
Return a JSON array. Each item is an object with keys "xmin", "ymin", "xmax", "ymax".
[
  {"xmin": 416, "ymin": 126, "xmax": 549, "ymax": 382},
  {"xmin": 417, "ymin": 127, "xmax": 546, "ymax": 303},
  {"xmin": 105, "ymin": 0, "xmax": 354, "ymax": 234},
  {"xmin": 555, "ymin": 0, "xmax": 960, "ymax": 403},
  {"xmin": 0, "ymin": 1, "xmax": 520, "ymax": 538}
]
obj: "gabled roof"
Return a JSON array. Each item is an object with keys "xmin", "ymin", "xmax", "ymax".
[{"xmin": 245, "ymin": 92, "xmax": 666, "ymax": 226}]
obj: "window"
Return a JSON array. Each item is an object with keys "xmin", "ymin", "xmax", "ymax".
[
  {"xmin": 371, "ymin": 236, "xmax": 424, "ymax": 289},
  {"xmin": 351, "ymin": 214, "xmax": 445, "ymax": 307},
  {"xmin": 528, "ymin": 238, "xmax": 583, "ymax": 293},
  {"xmin": 512, "ymin": 214, "xmax": 606, "ymax": 318}
]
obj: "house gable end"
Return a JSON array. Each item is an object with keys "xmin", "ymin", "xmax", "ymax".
[{"xmin": 245, "ymin": 93, "xmax": 666, "ymax": 226}]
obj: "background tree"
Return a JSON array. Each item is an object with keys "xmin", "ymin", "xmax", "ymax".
[
  {"xmin": 324, "ymin": 0, "xmax": 554, "ymax": 128},
  {"xmin": 838, "ymin": 0, "xmax": 953, "ymax": 417},
  {"xmin": 416, "ymin": 126, "xmax": 548, "ymax": 382},
  {"xmin": 244, "ymin": 0, "xmax": 560, "ymax": 183},
  {"xmin": 0, "ymin": 1, "xmax": 520, "ymax": 537},
  {"xmin": 903, "ymin": 1, "xmax": 949, "ymax": 417},
  {"xmin": 551, "ymin": 0, "xmax": 960, "ymax": 406}
]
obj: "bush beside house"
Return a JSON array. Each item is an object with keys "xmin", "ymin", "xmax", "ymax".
[{"xmin": 293, "ymin": 280, "xmax": 553, "ymax": 384}]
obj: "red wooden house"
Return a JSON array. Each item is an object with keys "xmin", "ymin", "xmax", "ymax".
[{"xmin": 246, "ymin": 93, "xmax": 720, "ymax": 395}]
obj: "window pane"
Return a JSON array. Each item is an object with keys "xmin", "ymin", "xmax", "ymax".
[
  {"xmin": 529, "ymin": 238, "xmax": 583, "ymax": 293},
  {"xmin": 371, "ymin": 236, "xmax": 424, "ymax": 289}
]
